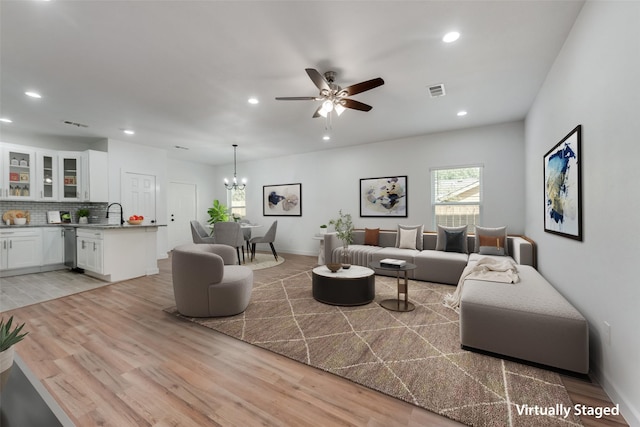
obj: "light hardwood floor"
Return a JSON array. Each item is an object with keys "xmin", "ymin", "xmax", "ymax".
[{"xmin": 3, "ymin": 253, "xmax": 628, "ymax": 426}]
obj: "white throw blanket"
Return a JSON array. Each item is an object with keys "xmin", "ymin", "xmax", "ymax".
[{"xmin": 443, "ymin": 257, "xmax": 519, "ymax": 312}]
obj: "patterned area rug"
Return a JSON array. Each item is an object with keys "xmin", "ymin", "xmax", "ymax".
[{"xmin": 166, "ymin": 270, "xmax": 582, "ymax": 427}]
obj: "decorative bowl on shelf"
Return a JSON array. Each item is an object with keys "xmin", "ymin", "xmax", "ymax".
[
  {"xmin": 127, "ymin": 219, "xmax": 143, "ymax": 225},
  {"xmin": 326, "ymin": 263, "xmax": 342, "ymax": 273},
  {"xmin": 13, "ymin": 218, "xmax": 27, "ymax": 225}
]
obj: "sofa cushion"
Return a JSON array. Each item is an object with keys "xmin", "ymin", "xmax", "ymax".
[
  {"xmin": 364, "ymin": 228, "xmax": 380, "ymax": 246},
  {"xmin": 413, "ymin": 250, "xmax": 469, "ymax": 285},
  {"xmin": 395, "ymin": 224, "xmax": 424, "ymax": 250},
  {"xmin": 474, "ymin": 226, "xmax": 508, "ymax": 255},
  {"xmin": 436, "ymin": 225, "xmax": 468, "ymax": 253}
]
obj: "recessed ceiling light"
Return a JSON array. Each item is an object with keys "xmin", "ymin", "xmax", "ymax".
[
  {"xmin": 0, "ymin": 118, "xmax": 12, "ymax": 123},
  {"xmin": 457, "ymin": 110, "xmax": 468, "ymax": 117},
  {"xmin": 323, "ymin": 135, "xmax": 331, "ymax": 141},
  {"xmin": 123, "ymin": 129, "xmax": 135, "ymax": 135},
  {"xmin": 25, "ymin": 91, "xmax": 42, "ymax": 98},
  {"xmin": 443, "ymin": 32, "xmax": 460, "ymax": 43},
  {"xmin": 248, "ymin": 97, "xmax": 259, "ymax": 104}
]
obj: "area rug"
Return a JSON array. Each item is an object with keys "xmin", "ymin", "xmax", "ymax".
[
  {"xmin": 166, "ymin": 270, "xmax": 582, "ymax": 427},
  {"xmin": 244, "ymin": 253, "xmax": 284, "ymax": 270}
]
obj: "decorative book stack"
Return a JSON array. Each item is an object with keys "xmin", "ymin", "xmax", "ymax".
[{"xmin": 380, "ymin": 258, "xmax": 407, "ymax": 268}]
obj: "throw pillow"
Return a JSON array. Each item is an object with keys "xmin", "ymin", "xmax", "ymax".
[
  {"xmin": 364, "ymin": 228, "xmax": 380, "ymax": 246},
  {"xmin": 436, "ymin": 225, "xmax": 468, "ymax": 253},
  {"xmin": 444, "ymin": 230, "xmax": 465, "ymax": 253},
  {"xmin": 398, "ymin": 227, "xmax": 418, "ymax": 250},
  {"xmin": 474, "ymin": 226, "xmax": 508, "ymax": 255},
  {"xmin": 478, "ymin": 234, "xmax": 506, "ymax": 256},
  {"xmin": 395, "ymin": 224, "xmax": 424, "ymax": 250}
]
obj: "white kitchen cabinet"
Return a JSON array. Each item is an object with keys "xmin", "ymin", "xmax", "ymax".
[
  {"xmin": 37, "ymin": 150, "xmax": 59, "ymax": 201},
  {"xmin": 42, "ymin": 227, "xmax": 65, "ymax": 265},
  {"xmin": 77, "ymin": 229, "xmax": 104, "ymax": 274},
  {"xmin": 59, "ymin": 152, "xmax": 83, "ymax": 201},
  {"xmin": 1, "ymin": 143, "xmax": 36, "ymax": 200},
  {"xmin": 0, "ymin": 229, "xmax": 42, "ymax": 271},
  {"xmin": 81, "ymin": 150, "xmax": 108, "ymax": 202}
]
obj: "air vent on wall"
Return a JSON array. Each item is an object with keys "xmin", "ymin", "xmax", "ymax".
[
  {"xmin": 428, "ymin": 83, "xmax": 446, "ymax": 98},
  {"xmin": 62, "ymin": 120, "xmax": 89, "ymax": 128}
]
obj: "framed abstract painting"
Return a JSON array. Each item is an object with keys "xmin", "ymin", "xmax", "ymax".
[
  {"xmin": 263, "ymin": 183, "xmax": 302, "ymax": 216},
  {"xmin": 360, "ymin": 176, "xmax": 408, "ymax": 217},
  {"xmin": 543, "ymin": 125, "xmax": 582, "ymax": 240}
]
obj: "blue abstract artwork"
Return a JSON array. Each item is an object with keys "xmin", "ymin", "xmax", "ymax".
[{"xmin": 544, "ymin": 126, "xmax": 582, "ymax": 240}]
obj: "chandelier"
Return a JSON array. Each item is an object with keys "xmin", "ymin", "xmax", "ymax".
[{"xmin": 224, "ymin": 144, "xmax": 246, "ymax": 191}]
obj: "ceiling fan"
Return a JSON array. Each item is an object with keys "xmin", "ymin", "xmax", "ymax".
[{"xmin": 276, "ymin": 68, "xmax": 384, "ymax": 118}]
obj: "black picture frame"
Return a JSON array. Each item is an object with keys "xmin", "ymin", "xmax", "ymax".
[
  {"xmin": 543, "ymin": 125, "xmax": 582, "ymax": 241},
  {"xmin": 263, "ymin": 183, "xmax": 302, "ymax": 216},
  {"xmin": 359, "ymin": 176, "xmax": 408, "ymax": 217}
]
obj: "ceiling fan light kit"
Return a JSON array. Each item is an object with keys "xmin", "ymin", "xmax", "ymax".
[{"xmin": 276, "ymin": 68, "xmax": 384, "ymax": 120}]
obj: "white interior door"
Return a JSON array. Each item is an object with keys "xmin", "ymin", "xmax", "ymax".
[
  {"xmin": 122, "ymin": 172, "xmax": 156, "ymax": 224},
  {"xmin": 168, "ymin": 182, "xmax": 197, "ymax": 249}
]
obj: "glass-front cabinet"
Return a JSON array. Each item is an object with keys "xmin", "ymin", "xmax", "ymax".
[
  {"xmin": 2, "ymin": 146, "xmax": 36, "ymax": 200},
  {"xmin": 37, "ymin": 150, "xmax": 58, "ymax": 200},
  {"xmin": 59, "ymin": 153, "xmax": 82, "ymax": 201}
]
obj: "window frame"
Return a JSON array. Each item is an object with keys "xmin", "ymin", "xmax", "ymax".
[{"xmin": 430, "ymin": 164, "xmax": 483, "ymax": 231}]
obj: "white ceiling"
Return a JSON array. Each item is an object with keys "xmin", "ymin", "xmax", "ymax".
[{"xmin": 0, "ymin": 1, "xmax": 584, "ymax": 166}]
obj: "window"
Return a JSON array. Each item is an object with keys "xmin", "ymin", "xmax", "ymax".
[
  {"xmin": 431, "ymin": 165, "xmax": 482, "ymax": 230},
  {"xmin": 228, "ymin": 187, "xmax": 246, "ymax": 218}
]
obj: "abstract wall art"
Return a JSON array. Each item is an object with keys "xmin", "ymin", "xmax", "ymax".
[
  {"xmin": 543, "ymin": 125, "xmax": 582, "ymax": 240},
  {"xmin": 263, "ymin": 183, "xmax": 302, "ymax": 216},
  {"xmin": 360, "ymin": 176, "xmax": 408, "ymax": 217}
]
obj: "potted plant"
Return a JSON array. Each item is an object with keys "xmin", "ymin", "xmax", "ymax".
[
  {"xmin": 76, "ymin": 208, "xmax": 90, "ymax": 224},
  {"xmin": 329, "ymin": 210, "xmax": 354, "ymax": 268},
  {"xmin": 0, "ymin": 316, "xmax": 28, "ymax": 388},
  {"xmin": 319, "ymin": 224, "xmax": 328, "ymax": 235},
  {"xmin": 207, "ymin": 199, "xmax": 230, "ymax": 232}
]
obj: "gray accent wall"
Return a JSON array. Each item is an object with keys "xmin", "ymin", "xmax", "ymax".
[{"xmin": 525, "ymin": 1, "xmax": 639, "ymax": 424}]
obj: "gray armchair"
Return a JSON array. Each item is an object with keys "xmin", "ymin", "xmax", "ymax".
[
  {"xmin": 190, "ymin": 220, "xmax": 215, "ymax": 244},
  {"xmin": 212, "ymin": 221, "xmax": 245, "ymax": 264},
  {"xmin": 171, "ymin": 243, "xmax": 253, "ymax": 317},
  {"xmin": 250, "ymin": 220, "xmax": 278, "ymax": 262}
]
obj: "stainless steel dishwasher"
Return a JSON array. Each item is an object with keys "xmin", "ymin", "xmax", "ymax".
[{"xmin": 63, "ymin": 226, "xmax": 78, "ymax": 269}]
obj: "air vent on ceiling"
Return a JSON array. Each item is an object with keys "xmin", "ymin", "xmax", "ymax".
[
  {"xmin": 428, "ymin": 83, "xmax": 446, "ymax": 98},
  {"xmin": 62, "ymin": 120, "xmax": 89, "ymax": 128},
  {"xmin": 174, "ymin": 145, "xmax": 189, "ymax": 150}
]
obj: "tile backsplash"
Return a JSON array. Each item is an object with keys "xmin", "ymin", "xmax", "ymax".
[{"xmin": 0, "ymin": 201, "xmax": 108, "ymax": 225}]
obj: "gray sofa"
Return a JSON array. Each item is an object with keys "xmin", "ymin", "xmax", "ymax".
[
  {"xmin": 324, "ymin": 229, "xmax": 589, "ymax": 373},
  {"xmin": 324, "ymin": 229, "xmax": 535, "ymax": 283}
]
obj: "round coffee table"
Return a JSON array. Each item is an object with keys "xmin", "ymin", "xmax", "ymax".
[
  {"xmin": 312, "ymin": 265, "xmax": 375, "ymax": 306},
  {"xmin": 369, "ymin": 261, "xmax": 417, "ymax": 312}
]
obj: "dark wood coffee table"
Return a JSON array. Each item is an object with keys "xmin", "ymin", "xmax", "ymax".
[
  {"xmin": 369, "ymin": 261, "xmax": 417, "ymax": 312},
  {"xmin": 312, "ymin": 265, "xmax": 375, "ymax": 306}
]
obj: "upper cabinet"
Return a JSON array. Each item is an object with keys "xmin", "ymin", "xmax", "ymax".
[
  {"xmin": 0, "ymin": 143, "xmax": 108, "ymax": 202},
  {"xmin": 1, "ymin": 145, "xmax": 36, "ymax": 200},
  {"xmin": 59, "ymin": 152, "xmax": 82, "ymax": 201}
]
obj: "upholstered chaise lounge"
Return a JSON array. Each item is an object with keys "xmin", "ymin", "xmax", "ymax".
[{"xmin": 172, "ymin": 243, "xmax": 253, "ymax": 317}]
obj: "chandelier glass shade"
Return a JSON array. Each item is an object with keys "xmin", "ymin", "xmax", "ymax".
[{"xmin": 224, "ymin": 144, "xmax": 246, "ymax": 190}]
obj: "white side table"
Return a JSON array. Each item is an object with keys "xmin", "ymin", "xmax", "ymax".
[{"xmin": 311, "ymin": 234, "xmax": 325, "ymax": 265}]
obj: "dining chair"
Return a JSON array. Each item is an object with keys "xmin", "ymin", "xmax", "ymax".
[
  {"xmin": 239, "ymin": 218, "xmax": 252, "ymax": 254},
  {"xmin": 190, "ymin": 220, "xmax": 215, "ymax": 244},
  {"xmin": 249, "ymin": 220, "xmax": 278, "ymax": 262},
  {"xmin": 212, "ymin": 221, "xmax": 245, "ymax": 264}
]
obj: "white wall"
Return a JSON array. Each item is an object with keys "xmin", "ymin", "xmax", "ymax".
[
  {"xmin": 214, "ymin": 120, "xmax": 525, "ymax": 256},
  {"xmin": 525, "ymin": 1, "xmax": 639, "ymax": 424},
  {"xmin": 106, "ymin": 139, "xmax": 169, "ymax": 258}
]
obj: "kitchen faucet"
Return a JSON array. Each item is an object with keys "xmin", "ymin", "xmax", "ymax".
[{"xmin": 106, "ymin": 202, "xmax": 125, "ymax": 225}]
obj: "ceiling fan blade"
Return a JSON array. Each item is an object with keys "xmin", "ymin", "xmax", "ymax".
[
  {"xmin": 305, "ymin": 68, "xmax": 330, "ymax": 92},
  {"xmin": 339, "ymin": 78, "xmax": 385, "ymax": 97},
  {"xmin": 341, "ymin": 98, "xmax": 373, "ymax": 112},
  {"xmin": 275, "ymin": 96, "xmax": 318, "ymax": 101},
  {"xmin": 312, "ymin": 105, "xmax": 323, "ymax": 118}
]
